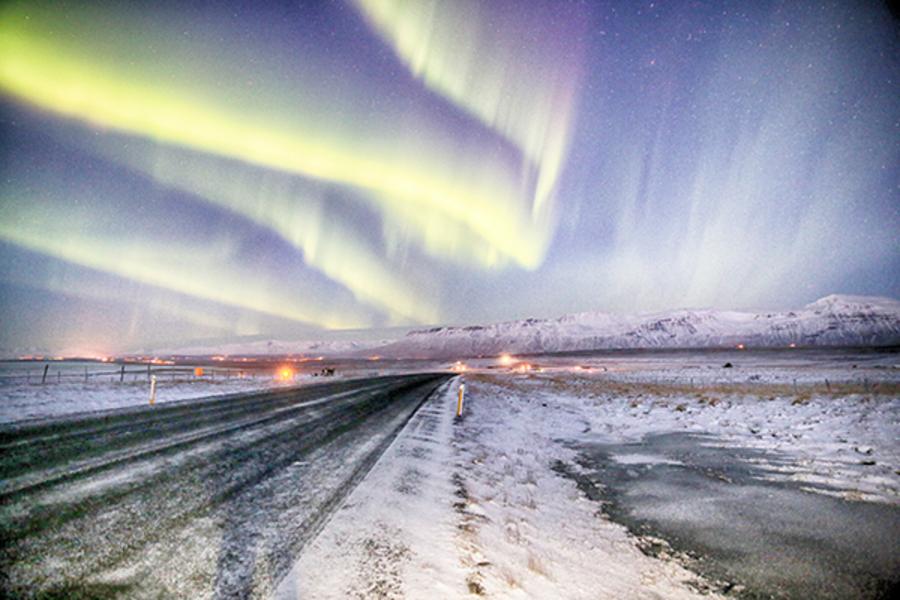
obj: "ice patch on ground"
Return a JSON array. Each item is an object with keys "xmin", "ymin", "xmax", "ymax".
[{"xmin": 611, "ymin": 453, "xmax": 683, "ymax": 466}]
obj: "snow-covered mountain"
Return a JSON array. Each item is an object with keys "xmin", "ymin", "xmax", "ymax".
[{"xmin": 368, "ymin": 295, "xmax": 900, "ymax": 359}]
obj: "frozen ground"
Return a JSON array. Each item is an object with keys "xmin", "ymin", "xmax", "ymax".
[
  {"xmin": 510, "ymin": 368, "xmax": 899, "ymax": 504},
  {"xmin": 278, "ymin": 377, "xmax": 715, "ymax": 600},
  {"xmin": 278, "ymin": 350, "xmax": 898, "ymax": 599}
]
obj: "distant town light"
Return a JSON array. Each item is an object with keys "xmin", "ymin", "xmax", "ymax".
[
  {"xmin": 194, "ymin": 367, "xmax": 204, "ymax": 377},
  {"xmin": 498, "ymin": 353, "xmax": 514, "ymax": 366},
  {"xmin": 277, "ymin": 366, "xmax": 295, "ymax": 381},
  {"xmin": 736, "ymin": 343, "xmax": 745, "ymax": 350}
]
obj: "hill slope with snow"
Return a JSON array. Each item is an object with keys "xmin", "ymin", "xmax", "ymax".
[{"xmin": 370, "ymin": 295, "xmax": 900, "ymax": 359}]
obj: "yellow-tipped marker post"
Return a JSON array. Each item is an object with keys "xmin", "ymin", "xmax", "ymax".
[
  {"xmin": 456, "ymin": 382, "xmax": 465, "ymax": 417},
  {"xmin": 149, "ymin": 374, "xmax": 157, "ymax": 405}
]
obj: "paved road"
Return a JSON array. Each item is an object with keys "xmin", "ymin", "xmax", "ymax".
[
  {"xmin": 560, "ymin": 432, "xmax": 900, "ymax": 600},
  {"xmin": 0, "ymin": 373, "xmax": 450, "ymax": 598}
]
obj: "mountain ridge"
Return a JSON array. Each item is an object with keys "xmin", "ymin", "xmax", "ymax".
[
  {"xmin": 16, "ymin": 294, "xmax": 894, "ymax": 360},
  {"xmin": 370, "ymin": 294, "xmax": 900, "ymax": 359}
]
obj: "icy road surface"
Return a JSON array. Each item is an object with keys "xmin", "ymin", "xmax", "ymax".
[{"xmin": 0, "ymin": 373, "xmax": 449, "ymax": 598}]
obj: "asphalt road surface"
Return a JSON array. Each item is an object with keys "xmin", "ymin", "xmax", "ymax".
[
  {"xmin": 560, "ymin": 432, "xmax": 900, "ymax": 600},
  {"xmin": 0, "ymin": 373, "xmax": 450, "ymax": 599}
]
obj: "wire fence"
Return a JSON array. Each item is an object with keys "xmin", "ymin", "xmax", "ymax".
[{"xmin": 0, "ymin": 364, "xmax": 270, "ymax": 385}]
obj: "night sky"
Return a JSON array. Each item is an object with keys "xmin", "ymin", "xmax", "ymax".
[{"xmin": 1, "ymin": 0, "xmax": 898, "ymax": 355}]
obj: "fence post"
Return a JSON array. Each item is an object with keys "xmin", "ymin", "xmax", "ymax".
[
  {"xmin": 41, "ymin": 364, "xmax": 49, "ymax": 384},
  {"xmin": 120, "ymin": 364, "xmax": 125, "ymax": 383},
  {"xmin": 149, "ymin": 375, "xmax": 157, "ymax": 405}
]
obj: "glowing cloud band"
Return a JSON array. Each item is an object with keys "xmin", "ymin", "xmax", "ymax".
[
  {"xmin": 353, "ymin": 0, "xmax": 586, "ymax": 217},
  {"xmin": 102, "ymin": 145, "xmax": 441, "ymax": 324},
  {"xmin": 0, "ymin": 3, "xmax": 553, "ymax": 270},
  {"xmin": 0, "ymin": 195, "xmax": 373, "ymax": 330}
]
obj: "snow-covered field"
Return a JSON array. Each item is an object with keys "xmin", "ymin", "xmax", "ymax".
[
  {"xmin": 278, "ymin": 378, "xmax": 716, "ymax": 600},
  {"xmin": 0, "ymin": 362, "xmax": 310, "ymax": 423},
  {"xmin": 278, "ymin": 351, "xmax": 898, "ymax": 598},
  {"xmin": 0, "ymin": 377, "xmax": 295, "ymax": 424},
  {"xmin": 504, "ymin": 371, "xmax": 900, "ymax": 505}
]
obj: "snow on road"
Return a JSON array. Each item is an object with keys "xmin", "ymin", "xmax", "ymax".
[
  {"xmin": 278, "ymin": 378, "xmax": 718, "ymax": 599},
  {"xmin": 0, "ymin": 375, "xmax": 449, "ymax": 598}
]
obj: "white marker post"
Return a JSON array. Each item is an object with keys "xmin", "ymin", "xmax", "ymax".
[
  {"xmin": 149, "ymin": 375, "xmax": 157, "ymax": 406},
  {"xmin": 456, "ymin": 382, "xmax": 465, "ymax": 417}
]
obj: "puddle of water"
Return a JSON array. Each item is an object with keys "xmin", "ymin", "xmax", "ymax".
[{"xmin": 562, "ymin": 432, "xmax": 900, "ymax": 599}]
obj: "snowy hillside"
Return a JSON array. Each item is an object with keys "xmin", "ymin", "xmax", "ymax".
[{"xmin": 370, "ymin": 295, "xmax": 900, "ymax": 359}]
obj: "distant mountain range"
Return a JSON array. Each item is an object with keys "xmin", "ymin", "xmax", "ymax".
[
  {"xmin": 366, "ymin": 294, "xmax": 900, "ymax": 359},
  {"xmin": 12, "ymin": 295, "xmax": 896, "ymax": 361}
]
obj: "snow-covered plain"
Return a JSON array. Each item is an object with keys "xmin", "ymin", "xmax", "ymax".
[
  {"xmin": 278, "ymin": 350, "xmax": 898, "ymax": 598},
  {"xmin": 505, "ymin": 370, "xmax": 900, "ymax": 505},
  {"xmin": 0, "ymin": 362, "xmax": 303, "ymax": 423}
]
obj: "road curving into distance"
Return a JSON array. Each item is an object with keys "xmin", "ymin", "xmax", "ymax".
[{"xmin": 0, "ymin": 373, "xmax": 451, "ymax": 598}]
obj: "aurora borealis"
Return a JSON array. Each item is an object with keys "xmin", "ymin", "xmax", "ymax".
[{"xmin": 0, "ymin": 0, "xmax": 898, "ymax": 354}]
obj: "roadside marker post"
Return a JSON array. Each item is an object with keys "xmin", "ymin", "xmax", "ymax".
[
  {"xmin": 456, "ymin": 382, "xmax": 465, "ymax": 417},
  {"xmin": 149, "ymin": 375, "xmax": 157, "ymax": 405}
]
